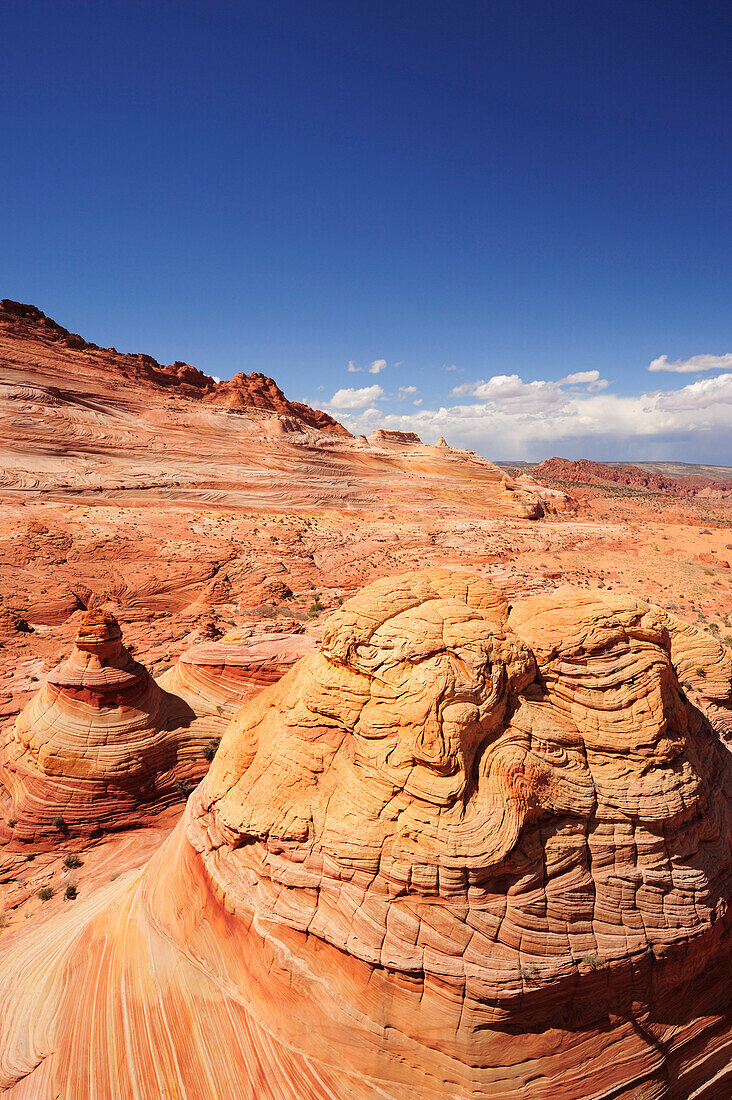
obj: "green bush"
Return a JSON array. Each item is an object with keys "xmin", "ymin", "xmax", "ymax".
[
  {"xmin": 63, "ymin": 854, "xmax": 82, "ymax": 869},
  {"xmin": 202, "ymin": 738, "xmax": 221, "ymax": 763}
]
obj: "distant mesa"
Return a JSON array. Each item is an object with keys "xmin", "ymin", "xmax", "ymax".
[
  {"xmin": 1, "ymin": 571, "xmax": 730, "ymax": 1097},
  {"xmin": 534, "ymin": 456, "xmax": 732, "ymax": 498},
  {"xmin": 0, "ymin": 610, "xmax": 207, "ymax": 844}
]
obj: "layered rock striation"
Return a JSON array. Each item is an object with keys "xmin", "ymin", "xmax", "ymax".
[
  {"xmin": 1, "ymin": 571, "xmax": 730, "ymax": 1097},
  {"xmin": 158, "ymin": 629, "xmax": 317, "ymax": 725},
  {"xmin": 0, "ymin": 299, "xmax": 347, "ymax": 434},
  {"xmin": 0, "ymin": 610, "xmax": 207, "ymax": 843},
  {"xmin": 0, "ymin": 299, "xmax": 566, "ymax": 518}
]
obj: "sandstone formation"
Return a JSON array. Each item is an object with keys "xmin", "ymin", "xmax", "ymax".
[
  {"xmin": 533, "ymin": 456, "xmax": 732, "ymax": 498},
  {"xmin": 0, "ymin": 300, "xmax": 557, "ymax": 519},
  {"xmin": 0, "ymin": 300, "xmax": 347, "ymax": 434},
  {"xmin": 158, "ymin": 628, "xmax": 317, "ymax": 725},
  {"xmin": 0, "ymin": 571, "xmax": 730, "ymax": 1098},
  {"xmin": 369, "ymin": 428, "xmax": 424, "ymax": 446},
  {"xmin": 0, "ymin": 610, "xmax": 208, "ymax": 844}
]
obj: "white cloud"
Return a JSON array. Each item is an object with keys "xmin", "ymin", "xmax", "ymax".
[
  {"xmin": 559, "ymin": 369, "xmax": 609, "ymax": 391},
  {"xmin": 560, "ymin": 370, "xmax": 599, "ymax": 384},
  {"xmin": 328, "ymin": 372, "xmax": 731, "ymax": 460},
  {"xmin": 413, "ymin": 398, "xmax": 423, "ymax": 406},
  {"xmin": 213, "ymin": 375, "xmax": 221, "ymax": 383},
  {"xmin": 347, "ymin": 358, "xmax": 388, "ymax": 374},
  {"xmin": 657, "ymin": 372, "xmax": 732, "ymax": 411},
  {"xmin": 442, "ymin": 364, "xmax": 460, "ymax": 372},
  {"xmin": 451, "ymin": 374, "xmax": 567, "ymax": 410},
  {"xmin": 328, "ymin": 384, "xmax": 384, "ymax": 410},
  {"xmin": 648, "ymin": 353, "xmax": 732, "ymax": 373},
  {"xmin": 398, "ymin": 385, "xmax": 417, "ymax": 396},
  {"xmin": 452, "ymin": 371, "xmax": 609, "ymax": 407}
]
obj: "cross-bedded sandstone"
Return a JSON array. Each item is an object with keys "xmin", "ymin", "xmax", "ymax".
[{"xmin": 0, "ymin": 571, "xmax": 730, "ymax": 1098}]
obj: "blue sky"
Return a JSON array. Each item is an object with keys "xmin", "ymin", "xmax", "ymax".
[{"xmin": 2, "ymin": 1, "xmax": 730, "ymax": 461}]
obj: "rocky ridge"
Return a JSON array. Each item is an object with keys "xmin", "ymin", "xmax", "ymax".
[
  {"xmin": 534, "ymin": 456, "xmax": 732, "ymax": 498},
  {"xmin": 0, "ymin": 299, "xmax": 347, "ymax": 434}
]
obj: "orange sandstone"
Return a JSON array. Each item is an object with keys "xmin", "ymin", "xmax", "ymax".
[
  {"xmin": 0, "ymin": 571, "xmax": 730, "ymax": 1098},
  {"xmin": 0, "ymin": 610, "xmax": 207, "ymax": 844}
]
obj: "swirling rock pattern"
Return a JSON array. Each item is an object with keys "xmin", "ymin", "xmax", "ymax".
[
  {"xmin": 0, "ymin": 571, "xmax": 731, "ymax": 1098},
  {"xmin": 0, "ymin": 610, "xmax": 208, "ymax": 844},
  {"xmin": 0, "ymin": 299, "xmax": 563, "ymax": 518},
  {"xmin": 158, "ymin": 629, "xmax": 318, "ymax": 724}
]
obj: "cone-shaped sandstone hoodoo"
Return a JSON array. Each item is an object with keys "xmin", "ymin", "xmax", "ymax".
[
  {"xmin": 0, "ymin": 610, "xmax": 207, "ymax": 844},
  {"xmin": 0, "ymin": 571, "xmax": 730, "ymax": 1098}
]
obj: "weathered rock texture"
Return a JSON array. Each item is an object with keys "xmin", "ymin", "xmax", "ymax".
[
  {"xmin": 0, "ymin": 299, "xmax": 556, "ymax": 518},
  {"xmin": 0, "ymin": 571, "xmax": 730, "ymax": 1098},
  {"xmin": 0, "ymin": 610, "xmax": 207, "ymax": 844},
  {"xmin": 158, "ymin": 629, "xmax": 318, "ymax": 724}
]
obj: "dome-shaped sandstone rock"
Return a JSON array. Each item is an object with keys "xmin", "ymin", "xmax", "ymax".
[
  {"xmin": 158, "ymin": 629, "xmax": 317, "ymax": 724},
  {"xmin": 0, "ymin": 610, "xmax": 208, "ymax": 843},
  {"xmin": 0, "ymin": 572, "xmax": 730, "ymax": 1098}
]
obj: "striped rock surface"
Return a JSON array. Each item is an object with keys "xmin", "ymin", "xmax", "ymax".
[
  {"xmin": 0, "ymin": 610, "xmax": 208, "ymax": 844},
  {"xmin": 0, "ymin": 571, "xmax": 731, "ymax": 1098},
  {"xmin": 158, "ymin": 629, "xmax": 317, "ymax": 724}
]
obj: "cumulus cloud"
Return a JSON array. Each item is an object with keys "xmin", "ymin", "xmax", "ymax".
[
  {"xmin": 328, "ymin": 384, "xmax": 384, "ymax": 409},
  {"xmin": 560, "ymin": 369, "xmax": 609, "ymax": 391},
  {"xmin": 398, "ymin": 385, "xmax": 417, "ymax": 396},
  {"xmin": 347, "ymin": 358, "xmax": 389, "ymax": 374},
  {"xmin": 452, "ymin": 371, "xmax": 610, "ymax": 408},
  {"xmin": 648, "ymin": 353, "xmax": 732, "ymax": 373},
  {"xmin": 328, "ymin": 372, "xmax": 731, "ymax": 460},
  {"xmin": 451, "ymin": 374, "xmax": 565, "ymax": 408}
]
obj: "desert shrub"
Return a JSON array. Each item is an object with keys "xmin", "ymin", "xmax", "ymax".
[
  {"xmin": 63, "ymin": 854, "xmax": 82, "ymax": 869},
  {"xmin": 52, "ymin": 815, "xmax": 69, "ymax": 835},
  {"xmin": 202, "ymin": 738, "xmax": 221, "ymax": 763},
  {"xmin": 696, "ymin": 667, "xmax": 707, "ymax": 677},
  {"xmin": 64, "ymin": 884, "xmax": 77, "ymax": 900},
  {"xmin": 308, "ymin": 595, "xmax": 324, "ymax": 617},
  {"xmin": 251, "ymin": 603, "xmax": 278, "ymax": 618},
  {"xmin": 38, "ymin": 887, "xmax": 54, "ymax": 901}
]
